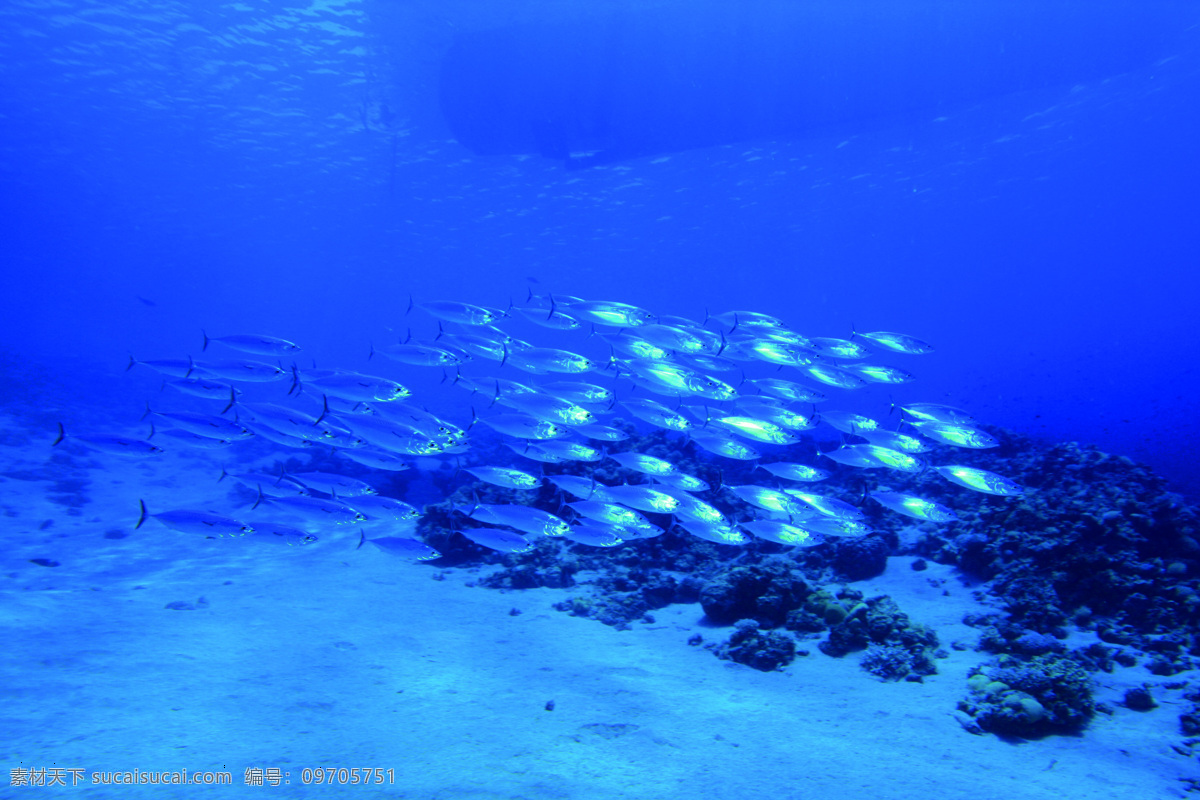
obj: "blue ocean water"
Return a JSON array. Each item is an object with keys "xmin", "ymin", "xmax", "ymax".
[{"xmin": 2, "ymin": 1, "xmax": 1200, "ymax": 797}]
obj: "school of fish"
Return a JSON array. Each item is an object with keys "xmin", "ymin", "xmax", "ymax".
[{"xmin": 55, "ymin": 294, "xmax": 1025, "ymax": 561}]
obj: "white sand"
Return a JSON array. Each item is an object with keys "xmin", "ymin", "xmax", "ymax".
[{"xmin": 2, "ymin": 431, "xmax": 1196, "ymax": 798}]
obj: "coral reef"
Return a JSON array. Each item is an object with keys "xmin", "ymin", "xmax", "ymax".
[
  {"xmin": 959, "ymin": 654, "xmax": 1095, "ymax": 737},
  {"xmin": 714, "ymin": 619, "xmax": 798, "ymax": 672}
]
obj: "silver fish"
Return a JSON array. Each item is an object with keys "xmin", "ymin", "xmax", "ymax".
[
  {"xmin": 358, "ymin": 531, "xmax": 440, "ymax": 560},
  {"xmin": 53, "ymin": 424, "xmax": 163, "ymax": 457},
  {"xmin": 136, "ymin": 500, "xmax": 252, "ymax": 537},
  {"xmin": 202, "ymin": 332, "xmax": 301, "ymax": 356}
]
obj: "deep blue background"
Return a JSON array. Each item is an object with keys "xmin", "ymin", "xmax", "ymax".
[{"xmin": 1, "ymin": 0, "xmax": 1198, "ymax": 496}]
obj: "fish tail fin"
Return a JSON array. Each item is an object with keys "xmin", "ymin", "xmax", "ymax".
[
  {"xmin": 52, "ymin": 422, "xmax": 65, "ymax": 446},
  {"xmin": 315, "ymin": 395, "xmax": 329, "ymax": 426},
  {"xmin": 218, "ymin": 468, "xmax": 229, "ymax": 482},
  {"xmin": 252, "ymin": 485, "xmax": 264, "ymax": 510},
  {"xmin": 202, "ymin": 329, "xmax": 210, "ymax": 351},
  {"xmin": 357, "ymin": 530, "xmax": 367, "ymax": 550},
  {"xmin": 135, "ymin": 500, "xmax": 147, "ymax": 529},
  {"xmin": 548, "ymin": 293, "xmax": 556, "ymax": 321},
  {"xmin": 717, "ymin": 330, "xmax": 727, "ymax": 357},
  {"xmin": 126, "ymin": 355, "xmax": 136, "ymax": 372},
  {"xmin": 221, "ymin": 387, "xmax": 236, "ymax": 415},
  {"xmin": 140, "ymin": 402, "xmax": 152, "ymax": 421},
  {"xmin": 184, "ymin": 355, "xmax": 194, "ymax": 379},
  {"xmin": 499, "ymin": 343, "xmax": 508, "ymax": 368},
  {"xmin": 406, "ymin": 294, "xmax": 413, "ymax": 315},
  {"xmin": 368, "ymin": 342, "xmax": 375, "ymax": 360},
  {"xmin": 466, "ymin": 407, "xmax": 478, "ymax": 431}
]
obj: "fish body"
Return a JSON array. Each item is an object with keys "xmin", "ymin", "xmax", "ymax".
[
  {"xmin": 220, "ymin": 470, "xmax": 308, "ymax": 497},
  {"xmin": 690, "ymin": 429, "xmax": 760, "ymax": 460},
  {"xmin": 145, "ymin": 409, "xmax": 254, "ymax": 440},
  {"xmin": 709, "ymin": 310, "xmax": 784, "ymax": 330},
  {"xmin": 155, "ymin": 429, "xmax": 235, "ymax": 449},
  {"xmin": 307, "ymin": 372, "xmax": 411, "ymax": 403},
  {"xmin": 808, "ymin": 337, "xmax": 870, "ymax": 360},
  {"xmin": 727, "ymin": 485, "xmax": 805, "ymax": 515},
  {"xmin": 248, "ymin": 523, "xmax": 319, "ymax": 546},
  {"xmin": 635, "ymin": 324, "xmax": 708, "ymax": 353},
  {"xmin": 54, "ymin": 424, "xmax": 163, "ymax": 456},
  {"xmin": 663, "ymin": 490, "xmax": 726, "ymax": 524},
  {"xmin": 868, "ymin": 491, "xmax": 959, "ymax": 523},
  {"xmin": 287, "ymin": 471, "xmax": 377, "ymax": 497},
  {"xmin": 540, "ymin": 381, "xmax": 615, "ymax": 406},
  {"xmin": 566, "ymin": 300, "xmax": 655, "ymax": 327},
  {"xmin": 478, "ymin": 413, "xmax": 568, "ymax": 440},
  {"xmin": 898, "ymin": 403, "xmax": 977, "ymax": 425},
  {"xmin": 841, "ymin": 363, "xmax": 915, "ymax": 384},
  {"xmin": 747, "ymin": 378, "xmax": 826, "ymax": 403},
  {"xmin": 907, "ymin": 421, "xmax": 998, "ymax": 449},
  {"xmin": 677, "ymin": 520, "xmax": 750, "ymax": 545},
  {"xmin": 460, "ymin": 504, "xmax": 570, "ymax": 537},
  {"xmin": 461, "ymin": 527, "xmax": 533, "ymax": 553},
  {"xmin": 609, "ymin": 452, "xmax": 677, "ymax": 476},
  {"xmin": 934, "ymin": 465, "xmax": 1024, "ymax": 496},
  {"xmin": 376, "ymin": 342, "xmax": 469, "ymax": 367},
  {"xmin": 203, "ymin": 333, "xmax": 301, "ymax": 356},
  {"xmin": 712, "ymin": 415, "xmax": 800, "ymax": 445},
  {"xmin": 854, "ymin": 330, "xmax": 934, "ymax": 355},
  {"xmin": 621, "ymin": 399, "xmax": 693, "ymax": 432},
  {"xmin": 127, "ymin": 356, "xmax": 194, "ymax": 378},
  {"xmin": 800, "ymin": 516, "xmax": 874, "ymax": 537},
  {"xmin": 512, "ymin": 305, "xmax": 581, "ymax": 330},
  {"xmin": 337, "ymin": 449, "xmax": 412, "ymax": 472},
  {"xmin": 568, "ymin": 500, "xmax": 655, "ymax": 531},
  {"xmin": 803, "ymin": 364, "xmax": 868, "ymax": 389},
  {"xmin": 350, "ymin": 495, "xmax": 420, "ymax": 522},
  {"xmin": 601, "ymin": 332, "xmax": 670, "ymax": 360},
  {"xmin": 420, "ymin": 300, "xmax": 506, "ymax": 326},
  {"xmin": 194, "ymin": 359, "xmax": 289, "ymax": 382},
  {"xmin": 859, "ymin": 428, "xmax": 930, "ymax": 454},
  {"xmin": 600, "ymin": 484, "xmax": 680, "ymax": 514},
  {"xmin": 166, "ymin": 377, "xmax": 239, "ymax": 400},
  {"xmin": 782, "ymin": 490, "xmax": 866, "ymax": 521},
  {"xmin": 746, "ymin": 338, "xmax": 815, "ymax": 367},
  {"xmin": 562, "ymin": 524, "xmax": 625, "ymax": 547},
  {"xmin": 651, "ymin": 472, "xmax": 710, "ymax": 492},
  {"xmin": 507, "ymin": 347, "xmax": 596, "ymax": 374},
  {"xmin": 569, "ymin": 423, "xmax": 628, "ymax": 441},
  {"xmin": 547, "ymin": 474, "xmax": 610, "ymax": 499},
  {"xmin": 358, "ymin": 532, "xmax": 440, "ymax": 560},
  {"xmin": 757, "ymin": 462, "xmax": 830, "ymax": 482},
  {"xmin": 500, "ymin": 393, "xmax": 596, "ymax": 426},
  {"xmin": 465, "ymin": 466, "xmax": 541, "ymax": 490},
  {"xmin": 820, "ymin": 411, "xmax": 880, "ymax": 434},
  {"xmin": 435, "ymin": 331, "xmax": 510, "ymax": 361},
  {"xmin": 136, "ymin": 500, "xmax": 253, "ymax": 537},
  {"xmin": 258, "ymin": 496, "xmax": 366, "ymax": 527},
  {"xmin": 740, "ymin": 520, "xmax": 824, "ymax": 547}
]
